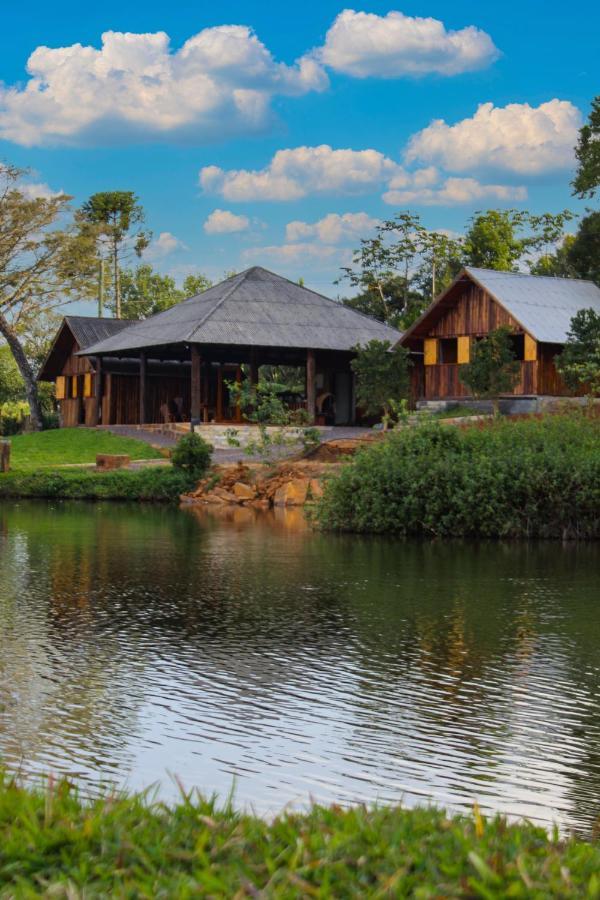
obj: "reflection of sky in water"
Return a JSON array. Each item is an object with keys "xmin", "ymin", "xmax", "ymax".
[{"xmin": 0, "ymin": 500, "xmax": 599, "ymax": 833}]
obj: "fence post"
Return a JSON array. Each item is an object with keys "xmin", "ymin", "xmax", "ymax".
[{"xmin": 0, "ymin": 440, "xmax": 10, "ymax": 473}]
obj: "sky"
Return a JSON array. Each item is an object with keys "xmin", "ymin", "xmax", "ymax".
[{"xmin": 1, "ymin": 0, "xmax": 598, "ymax": 307}]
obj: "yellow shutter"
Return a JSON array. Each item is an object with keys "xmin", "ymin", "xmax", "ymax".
[
  {"xmin": 83, "ymin": 373, "xmax": 93, "ymax": 398},
  {"xmin": 424, "ymin": 338, "xmax": 438, "ymax": 366},
  {"xmin": 457, "ymin": 336, "xmax": 471, "ymax": 364},
  {"xmin": 55, "ymin": 376, "xmax": 66, "ymax": 400},
  {"xmin": 524, "ymin": 334, "xmax": 537, "ymax": 362},
  {"xmin": 71, "ymin": 376, "xmax": 78, "ymax": 398}
]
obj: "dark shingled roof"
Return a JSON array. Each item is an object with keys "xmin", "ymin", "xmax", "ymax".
[
  {"xmin": 64, "ymin": 315, "xmax": 131, "ymax": 348},
  {"xmin": 80, "ymin": 266, "xmax": 401, "ymax": 356}
]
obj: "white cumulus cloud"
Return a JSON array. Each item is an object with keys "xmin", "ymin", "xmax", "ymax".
[
  {"xmin": 144, "ymin": 231, "xmax": 186, "ymax": 260},
  {"xmin": 200, "ymin": 145, "xmax": 400, "ymax": 200},
  {"xmin": 383, "ymin": 176, "xmax": 527, "ymax": 206},
  {"xmin": 243, "ymin": 243, "xmax": 348, "ymax": 263},
  {"xmin": 0, "ymin": 26, "xmax": 328, "ymax": 146},
  {"xmin": 405, "ymin": 99, "xmax": 582, "ymax": 174},
  {"xmin": 285, "ymin": 211, "xmax": 379, "ymax": 243},
  {"xmin": 317, "ymin": 9, "xmax": 499, "ymax": 77},
  {"xmin": 203, "ymin": 209, "xmax": 250, "ymax": 233}
]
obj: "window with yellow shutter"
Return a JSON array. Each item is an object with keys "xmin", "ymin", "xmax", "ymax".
[
  {"xmin": 424, "ymin": 338, "xmax": 438, "ymax": 365},
  {"xmin": 524, "ymin": 335, "xmax": 537, "ymax": 362},
  {"xmin": 71, "ymin": 376, "xmax": 78, "ymax": 398},
  {"xmin": 55, "ymin": 376, "xmax": 66, "ymax": 400},
  {"xmin": 83, "ymin": 373, "xmax": 93, "ymax": 398},
  {"xmin": 457, "ymin": 336, "xmax": 471, "ymax": 364}
]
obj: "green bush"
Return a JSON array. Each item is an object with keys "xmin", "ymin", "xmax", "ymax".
[
  {"xmin": 171, "ymin": 431, "xmax": 213, "ymax": 480},
  {"xmin": 0, "ymin": 467, "xmax": 193, "ymax": 501},
  {"xmin": 315, "ymin": 412, "xmax": 600, "ymax": 539},
  {"xmin": 1, "ymin": 773, "xmax": 600, "ymax": 896}
]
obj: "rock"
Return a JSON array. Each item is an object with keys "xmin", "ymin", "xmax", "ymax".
[
  {"xmin": 273, "ymin": 478, "xmax": 309, "ymax": 507},
  {"xmin": 96, "ymin": 454, "xmax": 130, "ymax": 470},
  {"xmin": 232, "ymin": 481, "xmax": 256, "ymax": 500},
  {"xmin": 211, "ymin": 487, "xmax": 239, "ymax": 504},
  {"xmin": 308, "ymin": 479, "xmax": 323, "ymax": 499}
]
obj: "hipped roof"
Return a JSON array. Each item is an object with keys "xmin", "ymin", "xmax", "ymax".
[
  {"xmin": 80, "ymin": 266, "xmax": 401, "ymax": 356},
  {"xmin": 400, "ymin": 267, "xmax": 600, "ymax": 346}
]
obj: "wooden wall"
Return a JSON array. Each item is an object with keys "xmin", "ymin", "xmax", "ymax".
[
  {"xmin": 429, "ymin": 283, "xmax": 521, "ymax": 337},
  {"xmin": 424, "ymin": 361, "xmax": 537, "ymax": 400}
]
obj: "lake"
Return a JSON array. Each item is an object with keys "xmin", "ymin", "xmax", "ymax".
[{"xmin": 0, "ymin": 500, "xmax": 599, "ymax": 833}]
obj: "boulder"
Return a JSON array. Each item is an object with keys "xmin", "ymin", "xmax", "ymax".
[
  {"xmin": 232, "ymin": 481, "xmax": 256, "ymax": 501},
  {"xmin": 273, "ymin": 478, "xmax": 309, "ymax": 507}
]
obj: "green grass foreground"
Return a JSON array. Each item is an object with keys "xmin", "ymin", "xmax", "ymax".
[
  {"xmin": 315, "ymin": 412, "xmax": 600, "ymax": 539},
  {"xmin": 0, "ymin": 776, "xmax": 599, "ymax": 898},
  {"xmin": 0, "ymin": 467, "xmax": 193, "ymax": 501},
  {"xmin": 5, "ymin": 427, "xmax": 161, "ymax": 471}
]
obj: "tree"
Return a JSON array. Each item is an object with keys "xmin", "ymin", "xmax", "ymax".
[
  {"xmin": 573, "ymin": 96, "xmax": 600, "ymax": 199},
  {"xmin": 463, "ymin": 209, "xmax": 574, "ymax": 272},
  {"xmin": 351, "ymin": 339, "xmax": 411, "ymax": 429},
  {"xmin": 566, "ymin": 212, "xmax": 600, "ymax": 285},
  {"xmin": 459, "ymin": 327, "xmax": 520, "ymax": 415},
  {"xmin": 0, "ymin": 164, "xmax": 96, "ymax": 429},
  {"xmin": 80, "ymin": 192, "xmax": 150, "ymax": 319},
  {"xmin": 343, "ymin": 275, "xmax": 423, "ymax": 327},
  {"xmin": 0, "ymin": 345, "xmax": 25, "ymax": 404},
  {"xmin": 529, "ymin": 234, "xmax": 577, "ymax": 278},
  {"xmin": 116, "ymin": 264, "xmax": 212, "ymax": 319},
  {"xmin": 555, "ymin": 308, "xmax": 600, "ymax": 395}
]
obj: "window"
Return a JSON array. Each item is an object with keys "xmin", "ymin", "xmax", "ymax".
[
  {"xmin": 508, "ymin": 334, "xmax": 525, "ymax": 361},
  {"xmin": 439, "ymin": 338, "xmax": 458, "ymax": 364}
]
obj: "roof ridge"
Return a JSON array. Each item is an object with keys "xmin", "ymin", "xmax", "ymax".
[
  {"xmin": 186, "ymin": 268, "xmax": 253, "ymax": 342},
  {"xmin": 465, "ymin": 266, "xmax": 597, "ymax": 287}
]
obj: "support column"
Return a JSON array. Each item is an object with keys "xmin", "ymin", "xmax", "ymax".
[
  {"xmin": 93, "ymin": 357, "xmax": 102, "ymax": 426},
  {"xmin": 217, "ymin": 365, "xmax": 224, "ymax": 421},
  {"xmin": 306, "ymin": 348, "xmax": 316, "ymax": 424},
  {"xmin": 250, "ymin": 349, "xmax": 259, "ymax": 387},
  {"xmin": 235, "ymin": 365, "xmax": 242, "ymax": 423},
  {"xmin": 191, "ymin": 345, "xmax": 202, "ymax": 426},
  {"xmin": 139, "ymin": 351, "xmax": 147, "ymax": 425}
]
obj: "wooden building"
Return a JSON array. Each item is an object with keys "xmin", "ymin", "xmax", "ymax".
[
  {"xmin": 399, "ymin": 267, "xmax": 600, "ymax": 405},
  {"xmin": 39, "ymin": 266, "xmax": 401, "ymax": 427}
]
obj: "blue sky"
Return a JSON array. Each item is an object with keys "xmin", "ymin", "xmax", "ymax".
[{"xmin": 1, "ymin": 0, "xmax": 598, "ymax": 303}]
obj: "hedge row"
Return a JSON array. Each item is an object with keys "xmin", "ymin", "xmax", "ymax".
[
  {"xmin": 315, "ymin": 412, "xmax": 600, "ymax": 539},
  {"xmin": 0, "ymin": 466, "xmax": 194, "ymax": 502}
]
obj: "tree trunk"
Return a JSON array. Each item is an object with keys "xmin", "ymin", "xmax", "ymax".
[
  {"xmin": 0, "ymin": 312, "xmax": 43, "ymax": 430},
  {"xmin": 113, "ymin": 237, "xmax": 121, "ymax": 319}
]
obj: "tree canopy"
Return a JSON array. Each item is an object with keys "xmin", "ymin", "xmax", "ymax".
[
  {"xmin": 115, "ymin": 265, "xmax": 212, "ymax": 319},
  {"xmin": 556, "ymin": 308, "xmax": 600, "ymax": 395},
  {"xmin": 351, "ymin": 339, "xmax": 411, "ymax": 427},
  {"xmin": 459, "ymin": 327, "xmax": 520, "ymax": 415},
  {"xmin": 573, "ymin": 95, "xmax": 600, "ymax": 199}
]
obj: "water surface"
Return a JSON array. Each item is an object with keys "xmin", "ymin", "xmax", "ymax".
[{"xmin": 0, "ymin": 500, "xmax": 599, "ymax": 832}]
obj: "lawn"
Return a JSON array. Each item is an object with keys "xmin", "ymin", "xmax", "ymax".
[
  {"xmin": 1, "ymin": 774, "xmax": 600, "ymax": 897},
  {"xmin": 4, "ymin": 427, "xmax": 162, "ymax": 471}
]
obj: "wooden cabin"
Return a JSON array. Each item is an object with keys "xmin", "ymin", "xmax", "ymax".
[
  {"xmin": 39, "ymin": 266, "xmax": 401, "ymax": 428},
  {"xmin": 399, "ymin": 267, "xmax": 600, "ymax": 406}
]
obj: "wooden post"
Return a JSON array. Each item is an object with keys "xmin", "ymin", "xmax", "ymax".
[
  {"xmin": 0, "ymin": 440, "xmax": 10, "ymax": 473},
  {"xmin": 306, "ymin": 349, "xmax": 316, "ymax": 423},
  {"xmin": 191, "ymin": 345, "xmax": 202, "ymax": 426},
  {"xmin": 93, "ymin": 357, "xmax": 102, "ymax": 426},
  {"xmin": 235, "ymin": 365, "xmax": 242, "ymax": 423},
  {"xmin": 139, "ymin": 351, "xmax": 147, "ymax": 425},
  {"xmin": 250, "ymin": 350, "xmax": 259, "ymax": 387},
  {"xmin": 217, "ymin": 365, "xmax": 224, "ymax": 422}
]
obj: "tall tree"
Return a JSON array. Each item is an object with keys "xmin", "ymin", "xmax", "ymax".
[
  {"xmin": 573, "ymin": 96, "xmax": 600, "ymax": 199},
  {"xmin": 463, "ymin": 209, "xmax": 573, "ymax": 272},
  {"xmin": 555, "ymin": 309, "xmax": 600, "ymax": 395},
  {"xmin": 0, "ymin": 164, "xmax": 96, "ymax": 429},
  {"xmin": 115, "ymin": 264, "xmax": 212, "ymax": 319},
  {"xmin": 459, "ymin": 327, "xmax": 520, "ymax": 416},
  {"xmin": 351, "ymin": 339, "xmax": 411, "ymax": 429},
  {"xmin": 80, "ymin": 192, "xmax": 150, "ymax": 319}
]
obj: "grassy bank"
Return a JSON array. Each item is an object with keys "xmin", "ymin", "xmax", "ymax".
[
  {"xmin": 315, "ymin": 413, "xmax": 600, "ymax": 539},
  {"xmin": 0, "ymin": 775, "xmax": 599, "ymax": 897},
  {"xmin": 0, "ymin": 467, "xmax": 193, "ymax": 502},
  {"xmin": 6, "ymin": 427, "xmax": 162, "ymax": 471}
]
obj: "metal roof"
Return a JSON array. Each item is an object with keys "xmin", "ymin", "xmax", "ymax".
[
  {"xmin": 64, "ymin": 315, "xmax": 131, "ymax": 348},
  {"xmin": 80, "ymin": 266, "xmax": 401, "ymax": 356},
  {"xmin": 466, "ymin": 267, "xmax": 600, "ymax": 343}
]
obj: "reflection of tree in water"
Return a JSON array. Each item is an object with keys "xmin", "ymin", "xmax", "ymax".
[{"xmin": 1, "ymin": 501, "xmax": 600, "ymax": 830}]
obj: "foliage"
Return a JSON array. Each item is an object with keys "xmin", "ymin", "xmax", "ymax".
[
  {"xmin": 529, "ymin": 233, "xmax": 577, "ymax": 277},
  {"xmin": 119, "ymin": 264, "xmax": 212, "ymax": 319},
  {"xmin": 5, "ymin": 427, "xmax": 160, "ymax": 471},
  {"xmin": 459, "ymin": 327, "xmax": 520, "ymax": 415},
  {"xmin": 0, "ymin": 400, "xmax": 29, "ymax": 435},
  {"xmin": 0, "ymin": 346, "xmax": 25, "ymax": 404},
  {"xmin": 171, "ymin": 432, "xmax": 213, "ymax": 480},
  {"xmin": 463, "ymin": 209, "xmax": 574, "ymax": 272},
  {"xmin": 0, "ymin": 467, "xmax": 192, "ymax": 501},
  {"xmin": 556, "ymin": 308, "xmax": 600, "ymax": 395},
  {"xmin": 3, "ymin": 775, "xmax": 600, "ymax": 896},
  {"xmin": 315, "ymin": 412, "xmax": 600, "ymax": 539},
  {"xmin": 0, "ymin": 163, "xmax": 97, "ymax": 429},
  {"xmin": 80, "ymin": 190, "xmax": 150, "ymax": 319},
  {"xmin": 566, "ymin": 211, "xmax": 600, "ymax": 285},
  {"xmin": 343, "ymin": 275, "xmax": 425, "ymax": 327},
  {"xmin": 573, "ymin": 94, "xmax": 600, "ymax": 199},
  {"xmin": 351, "ymin": 339, "xmax": 411, "ymax": 427}
]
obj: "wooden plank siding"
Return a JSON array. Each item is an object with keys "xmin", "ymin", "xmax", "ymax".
[
  {"xmin": 429, "ymin": 284, "xmax": 521, "ymax": 337},
  {"xmin": 425, "ymin": 361, "xmax": 537, "ymax": 400}
]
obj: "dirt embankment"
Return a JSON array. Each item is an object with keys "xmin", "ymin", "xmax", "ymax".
[{"xmin": 181, "ymin": 437, "xmax": 376, "ymax": 508}]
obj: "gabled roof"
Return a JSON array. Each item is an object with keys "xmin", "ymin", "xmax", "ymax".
[
  {"xmin": 37, "ymin": 315, "xmax": 131, "ymax": 381},
  {"xmin": 400, "ymin": 267, "xmax": 600, "ymax": 347},
  {"xmin": 80, "ymin": 266, "xmax": 401, "ymax": 356}
]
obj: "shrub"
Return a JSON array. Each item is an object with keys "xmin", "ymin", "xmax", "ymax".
[
  {"xmin": 0, "ymin": 467, "xmax": 193, "ymax": 501},
  {"xmin": 315, "ymin": 412, "xmax": 600, "ymax": 539},
  {"xmin": 171, "ymin": 432, "xmax": 213, "ymax": 480}
]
